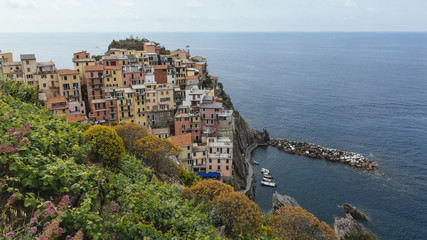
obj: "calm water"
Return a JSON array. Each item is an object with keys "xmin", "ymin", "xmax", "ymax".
[{"xmin": 1, "ymin": 32, "xmax": 427, "ymax": 239}]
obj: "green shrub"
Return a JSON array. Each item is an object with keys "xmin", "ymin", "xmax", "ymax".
[{"xmin": 83, "ymin": 125, "xmax": 125, "ymax": 171}]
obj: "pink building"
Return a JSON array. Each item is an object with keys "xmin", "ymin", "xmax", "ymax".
[
  {"xmin": 46, "ymin": 96, "xmax": 69, "ymax": 115},
  {"xmin": 206, "ymin": 137, "xmax": 233, "ymax": 178},
  {"xmin": 200, "ymin": 97, "xmax": 222, "ymax": 135},
  {"xmin": 122, "ymin": 71, "xmax": 144, "ymax": 88}
]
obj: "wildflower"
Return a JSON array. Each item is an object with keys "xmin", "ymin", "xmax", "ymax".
[
  {"xmin": 65, "ymin": 235, "xmax": 72, "ymax": 239},
  {"xmin": 5, "ymin": 232, "xmax": 14, "ymax": 239},
  {"xmin": 44, "ymin": 201, "xmax": 52, "ymax": 208},
  {"xmin": 7, "ymin": 127, "xmax": 15, "ymax": 135},
  {"xmin": 58, "ymin": 195, "xmax": 70, "ymax": 210},
  {"xmin": 44, "ymin": 222, "xmax": 50, "ymax": 228},
  {"xmin": 31, "ymin": 217, "xmax": 38, "ymax": 223},
  {"xmin": 31, "ymin": 227, "xmax": 37, "ymax": 234},
  {"xmin": 33, "ymin": 209, "xmax": 41, "ymax": 218},
  {"xmin": 7, "ymin": 195, "xmax": 15, "ymax": 205},
  {"xmin": 43, "ymin": 204, "xmax": 56, "ymax": 217},
  {"xmin": 19, "ymin": 138, "xmax": 28, "ymax": 145},
  {"xmin": 55, "ymin": 227, "xmax": 63, "ymax": 236}
]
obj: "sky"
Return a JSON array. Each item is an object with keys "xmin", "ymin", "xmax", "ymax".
[{"xmin": 1, "ymin": 0, "xmax": 426, "ymax": 32}]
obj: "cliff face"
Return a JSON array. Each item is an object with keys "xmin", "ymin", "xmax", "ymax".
[{"xmin": 231, "ymin": 110, "xmax": 257, "ymax": 191}]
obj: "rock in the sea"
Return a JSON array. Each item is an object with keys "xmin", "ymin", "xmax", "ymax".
[
  {"xmin": 333, "ymin": 214, "xmax": 370, "ymax": 238},
  {"xmin": 272, "ymin": 191, "xmax": 300, "ymax": 212},
  {"xmin": 343, "ymin": 204, "xmax": 369, "ymax": 222}
]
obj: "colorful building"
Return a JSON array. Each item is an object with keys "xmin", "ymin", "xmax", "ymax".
[{"xmin": 57, "ymin": 69, "xmax": 81, "ymax": 102}]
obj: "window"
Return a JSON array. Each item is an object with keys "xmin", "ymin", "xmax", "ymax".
[
  {"xmin": 73, "ymin": 75, "xmax": 76, "ymax": 80},
  {"xmin": 26, "ymin": 60, "xmax": 29, "ymax": 64},
  {"xmin": 226, "ymin": 159, "xmax": 229, "ymax": 163},
  {"xmin": 187, "ymin": 153, "xmax": 190, "ymax": 159},
  {"xmin": 209, "ymin": 148, "xmax": 212, "ymax": 153},
  {"xmin": 209, "ymin": 159, "xmax": 212, "ymax": 163},
  {"xmin": 64, "ymin": 76, "xmax": 68, "ymax": 80},
  {"xmin": 193, "ymin": 152, "xmax": 196, "ymax": 157},
  {"xmin": 27, "ymin": 68, "xmax": 30, "ymax": 72},
  {"xmin": 76, "ymin": 63, "xmax": 79, "ymax": 66},
  {"xmin": 217, "ymin": 159, "xmax": 220, "ymax": 163},
  {"xmin": 217, "ymin": 166, "xmax": 221, "ymax": 170},
  {"xmin": 209, "ymin": 166, "xmax": 212, "ymax": 170},
  {"xmin": 187, "ymin": 146, "xmax": 190, "ymax": 150},
  {"xmin": 76, "ymin": 55, "xmax": 79, "ymax": 59},
  {"xmin": 226, "ymin": 166, "xmax": 229, "ymax": 170},
  {"xmin": 203, "ymin": 151, "xmax": 205, "ymax": 156}
]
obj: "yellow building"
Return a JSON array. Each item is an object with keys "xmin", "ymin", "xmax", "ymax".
[
  {"xmin": 72, "ymin": 51, "xmax": 95, "ymax": 82},
  {"xmin": 21, "ymin": 54, "xmax": 37, "ymax": 85},
  {"xmin": 132, "ymin": 84, "xmax": 147, "ymax": 126},
  {"xmin": 116, "ymin": 88, "xmax": 135, "ymax": 124},
  {"xmin": 135, "ymin": 50, "xmax": 149, "ymax": 66},
  {"xmin": 34, "ymin": 62, "xmax": 59, "ymax": 98},
  {"xmin": 2, "ymin": 62, "xmax": 23, "ymax": 82},
  {"xmin": 57, "ymin": 69, "xmax": 81, "ymax": 102},
  {"xmin": 104, "ymin": 66, "xmax": 123, "ymax": 88},
  {"xmin": 192, "ymin": 145, "xmax": 207, "ymax": 173},
  {"xmin": 170, "ymin": 134, "xmax": 193, "ymax": 171}
]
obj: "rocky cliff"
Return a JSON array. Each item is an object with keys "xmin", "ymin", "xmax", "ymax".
[{"xmin": 216, "ymin": 83, "xmax": 258, "ymax": 197}]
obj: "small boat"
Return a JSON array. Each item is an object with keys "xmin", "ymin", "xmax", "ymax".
[
  {"xmin": 261, "ymin": 181, "xmax": 276, "ymax": 187},
  {"xmin": 262, "ymin": 177, "xmax": 273, "ymax": 182},
  {"xmin": 261, "ymin": 168, "xmax": 270, "ymax": 174},
  {"xmin": 263, "ymin": 174, "xmax": 273, "ymax": 179},
  {"xmin": 253, "ymin": 160, "xmax": 260, "ymax": 165}
]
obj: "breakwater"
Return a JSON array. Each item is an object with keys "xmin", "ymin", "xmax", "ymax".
[{"xmin": 269, "ymin": 138, "xmax": 378, "ymax": 170}]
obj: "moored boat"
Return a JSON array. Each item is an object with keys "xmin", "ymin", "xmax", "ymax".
[
  {"xmin": 253, "ymin": 160, "xmax": 260, "ymax": 165},
  {"xmin": 262, "ymin": 177, "xmax": 273, "ymax": 182},
  {"xmin": 263, "ymin": 174, "xmax": 273, "ymax": 179},
  {"xmin": 261, "ymin": 181, "xmax": 276, "ymax": 187},
  {"xmin": 261, "ymin": 168, "xmax": 270, "ymax": 174}
]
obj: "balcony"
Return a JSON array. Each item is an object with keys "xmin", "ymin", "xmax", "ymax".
[{"xmin": 89, "ymin": 75, "xmax": 103, "ymax": 79}]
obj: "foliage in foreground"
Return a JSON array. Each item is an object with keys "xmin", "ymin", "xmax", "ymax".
[
  {"xmin": 0, "ymin": 87, "xmax": 221, "ymax": 239},
  {"xmin": 270, "ymin": 206, "xmax": 339, "ymax": 240},
  {"xmin": 83, "ymin": 125, "xmax": 125, "ymax": 171}
]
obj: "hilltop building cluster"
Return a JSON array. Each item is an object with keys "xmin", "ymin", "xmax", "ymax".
[{"xmin": 0, "ymin": 43, "xmax": 235, "ymax": 182}]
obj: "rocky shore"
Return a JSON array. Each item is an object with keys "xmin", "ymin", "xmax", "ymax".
[{"xmin": 268, "ymin": 138, "xmax": 378, "ymax": 171}]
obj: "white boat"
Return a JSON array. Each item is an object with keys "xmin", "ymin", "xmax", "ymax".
[
  {"xmin": 261, "ymin": 168, "xmax": 270, "ymax": 174},
  {"xmin": 253, "ymin": 160, "xmax": 260, "ymax": 165},
  {"xmin": 261, "ymin": 181, "xmax": 276, "ymax": 187},
  {"xmin": 263, "ymin": 174, "xmax": 273, "ymax": 179},
  {"xmin": 262, "ymin": 177, "xmax": 273, "ymax": 182}
]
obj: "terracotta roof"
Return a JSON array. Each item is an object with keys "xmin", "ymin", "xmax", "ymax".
[
  {"xmin": 66, "ymin": 114, "xmax": 88, "ymax": 123},
  {"xmin": 104, "ymin": 66, "xmax": 122, "ymax": 70},
  {"xmin": 170, "ymin": 134, "xmax": 192, "ymax": 147},
  {"xmin": 84, "ymin": 65, "xmax": 104, "ymax": 71},
  {"xmin": 46, "ymin": 96, "xmax": 67, "ymax": 104},
  {"xmin": 57, "ymin": 69, "xmax": 79, "ymax": 76}
]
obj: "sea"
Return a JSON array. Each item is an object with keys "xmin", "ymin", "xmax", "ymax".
[{"xmin": 1, "ymin": 32, "xmax": 426, "ymax": 239}]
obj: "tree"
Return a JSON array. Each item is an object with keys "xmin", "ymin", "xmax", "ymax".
[
  {"xmin": 183, "ymin": 180, "xmax": 233, "ymax": 203},
  {"xmin": 136, "ymin": 135, "xmax": 181, "ymax": 177},
  {"xmin": 213, "ymin": 192, "xmax": 262, "ymax": 239},
  {"xmin": 112, "ymin": 123, "xmax": 149, "ymax": 153},
  {"xmin": 83, "ymin": 125, "xmax": 125, "ymax": 171},
  {"xmin": 270, "ymin": 206, "xmax": 338, "ymax": 240}
]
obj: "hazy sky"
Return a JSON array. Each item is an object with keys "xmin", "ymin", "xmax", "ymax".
[{"xmin": 1, "ymin": 0, "xmax": 426, "ymax": 32}]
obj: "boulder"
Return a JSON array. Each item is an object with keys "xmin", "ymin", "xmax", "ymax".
[
  {"xmin": 343, "ymin": 204, "xmax": 369, "ymax": 222},
  {"xmin": 272, "ymin": 191, "xmax": 300, "ymax": 212},
  {"xmin": 333, "ymin": 214, "xmax": 370, "ymax": 238}
]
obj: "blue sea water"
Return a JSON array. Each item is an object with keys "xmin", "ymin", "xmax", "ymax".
[{"xmin": 1, "ymin": 32, "xmax": 427, "ymax": 239}]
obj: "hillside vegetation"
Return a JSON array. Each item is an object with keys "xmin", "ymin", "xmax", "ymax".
[{"xmin": 0, "ymin": 79, "xmax": 339, "ymax": 239}]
